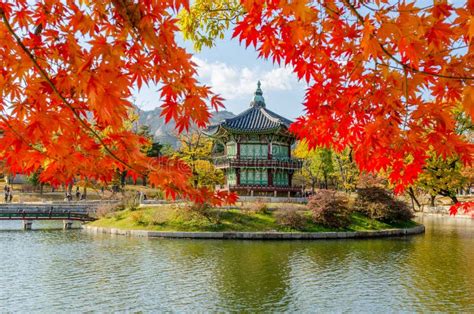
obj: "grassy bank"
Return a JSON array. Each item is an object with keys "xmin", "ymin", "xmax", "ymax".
[{"xmin": 89, "ymin": 205, "xmax": 418, "ymax": 233}]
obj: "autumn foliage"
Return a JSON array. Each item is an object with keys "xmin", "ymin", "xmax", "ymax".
[
  {"xmin": 232, "ymin": 0, "xmax": 474, "ymax": 212},
  {"xmin": 0, "ymin": 0, "xmax": 473, "ymax": 211},
  {"xmin": 0, "ymin": 0, "xmax": 235, "ymax": 205}
]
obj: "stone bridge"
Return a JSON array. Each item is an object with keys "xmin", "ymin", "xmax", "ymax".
[{"xmin": 0, "ymin": 201, "xmax": 116, "ymax": 230}]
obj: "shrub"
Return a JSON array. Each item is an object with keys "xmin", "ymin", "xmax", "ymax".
[
  {"xmin": 247, "ymin": 200, "xmax": 269, "ymax": 214},
  {"xmin": 357, "ymin": 172, "xmax": 388, "ymax": 189},
  {"xmin": 115, "ymin": 192, "xmax": 140, "ymax": 211},
  {"xmin": 185, "ymin": 203, "xmax": 222, "ymax": 224},
  {"xmin": 355, "ymin": 187, "xmax": 414, "ymax": 223},
  {"xmin": 149, "ymin": 209, "xmax": 168, "ymax": 225},
  {"xmin": 308, "ymin": 190, "xmax": 351, "ymax": 228},
  {"xmin": 275, "ymin": 209, "xmax": 306, "ymax": 230},
  {"xmin": 95, "ymin": 203, "xmax": 117, "ymax": 218},
  {"xmin": 130, "ymin": 211, "xmax": 147, "ymax": 225}
]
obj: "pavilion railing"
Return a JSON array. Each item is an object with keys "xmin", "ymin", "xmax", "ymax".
[
  {"xmin": 213, "ymin": 156, "xmax": 303, "ymax": 169},
  {"xmin": 227, "ymin": 185, "xmax": 302, "ymax": 192}
]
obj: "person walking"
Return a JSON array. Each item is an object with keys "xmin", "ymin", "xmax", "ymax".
[{"xmin": 4, "ymin": 186, "xmax": 8, "ymax": 203}]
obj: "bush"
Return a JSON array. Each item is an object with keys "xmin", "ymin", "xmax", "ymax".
[
  {"xmin": 355, "ymin": 187, "xmax": 414, "ymax": 223},
  {"xmin": 116, "ymin": 192, "xmax": 140, "ymax": 211},
  {"xmin": 130, "ymin": 211, "xmax": 147, "ymax": 225},
  {"xmin": 185, "ymin": 203, "xmax": 222, "ymax": 224},
  {"xmin": 149, "ymin": 209, "xmax": 168, "ymax": 225},
  {"xmin": 275, "ymin": 209, "xmax": 306, "ymax": 230},
  {"xmin": 95, "ymin": 203, "xmax": 117, "ymax": 218},
  {"xmin": 308, "ymin": 190, "xmax": 351, "ymax": 228},
  {"xmin": 247, "ymin": 200, "xmax": 269, "ymax": 214}
]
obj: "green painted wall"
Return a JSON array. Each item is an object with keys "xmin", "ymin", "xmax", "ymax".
[
  {"xmin": 226, "ymin": 169, "xmax": 237, "ymax": 185},
  {"xmin": 240, "ymin": 144, "xmax": 268, "ymax": 159},
  {"xmin": 240, "ymin": 169, "xmax": 268, "ymax": 185},
  {"xmin": 274, "ymin": 171, "xmax": 289, "ymax": 186},
  {"xmin": 226, "ymin": 142, "xmax": 237, "ymax": 157},
  {"xmin": 272, "ymin": 144, "xmax": 289, "ymax": 160}
]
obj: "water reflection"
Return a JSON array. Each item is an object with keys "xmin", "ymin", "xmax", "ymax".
[{"xmin": 0, "ymin": 216, "xmax": 473, "ymax": 312}]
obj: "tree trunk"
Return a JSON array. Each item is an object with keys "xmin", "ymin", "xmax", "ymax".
[
  {"xmin": 449, "ymin": 194, "xmax": 459, "ymax": 204},
  {"xmin": 407, "ymin": 187, "xmax": 421, "ymax": 211},
  {"xmin": 439, "ymin": 190, "xmax": 459, "ymax": 204},
  {"xmin": 430, "ymin": 195, "xmax": 436, "ymax": 206},
  {"xmin": 120, "ymin": 171, "xmax": 127, "ymax": 187}
]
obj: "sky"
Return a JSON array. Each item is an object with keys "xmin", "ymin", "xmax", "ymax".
[
  {"xmin": 132, "ymin": 33, "xmax": 308, "ymax": 120},
  {"xmin": 132, "ymin": 0, "xmax": 466, "ymax": 121}
]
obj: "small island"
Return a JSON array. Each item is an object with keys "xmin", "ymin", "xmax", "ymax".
[{"xmin": 86, "ymin": 187, "xmax": 423, "ymax": 239}]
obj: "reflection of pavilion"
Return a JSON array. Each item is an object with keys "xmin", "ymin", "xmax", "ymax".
[{"xmin": 204, "ymin": 82, "xmax": 302, "ymax": 197}]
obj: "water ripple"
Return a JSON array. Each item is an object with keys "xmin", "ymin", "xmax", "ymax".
[{"xmin": 0, "ymin": 216, "xmax": 473, "ymax": 312}]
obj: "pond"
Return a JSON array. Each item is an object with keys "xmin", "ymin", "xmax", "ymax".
[{"xmin": 0, "ymin": 215, "xmax": 473, "ymax": 312}]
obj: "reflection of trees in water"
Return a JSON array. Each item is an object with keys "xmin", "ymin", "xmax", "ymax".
[
  {"xmin": 283, "ymin": 238, "xmax": 418, "ymax": 311},
  {"xmin": 131, "ymin": 240, "xmax": 301, "ymax": 311},
  {"xmin": 211, "ymin": 241, "xmax": 298, "ymax": 312},
  {"xmin": 80, "ymin": 221, "xmax": 474, "ymax": 312},
  {"xmin": 2, "ymin": 218, "xmax": 474, "ymax": 312},
  {"xmin": 405, "ymin": 216, "xmax": 474, "ymax": 311}
]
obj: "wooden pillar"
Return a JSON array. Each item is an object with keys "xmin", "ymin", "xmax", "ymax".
[
  {"xmin": 289, "ymin": 172, "xmax": 293, "ymax": 187},
  {"xmin": 237, "ymin": 143, "xmax": 241, "ymax": 159},
  {"xmin": 236, "ymin": 168, "xmax": 240, "ymax": 186},
  {"xmin": 23, "ymin": 220, "xmax": 33, "ymax": 230},
  {"xmin": 63, "ymin": 220, "xmax": 73, "ymax": 230},
  {"xmin": 268, "ymin": 169, "xmax": 273, "ymax": 186},
  {"xmin": 268, "ymin": 142, "xmax": 272, "ymax": 160}
]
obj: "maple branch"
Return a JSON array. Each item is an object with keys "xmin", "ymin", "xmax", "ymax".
[
  {"xmin": 360, "ymin": 2, "xmax": 433, "ymax": 13},
  {"xmin": 0, "ymin": 9, "xmax": 145, "ymax": 176},
  {"xmin": 402, "ymin": 68, "xmax": 410, "ymax": 131},
  {"xmin": 341, "ymin": 0, "xmax": 474, "ymax": 81},
  {"xmin": 0, "ymin": 114, "xmax": 43, "ymax": 154}
]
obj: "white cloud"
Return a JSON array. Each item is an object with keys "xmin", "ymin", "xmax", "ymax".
[{"xmin": 192, "ymin": 57, "xmax": 299, "ymax": 100}]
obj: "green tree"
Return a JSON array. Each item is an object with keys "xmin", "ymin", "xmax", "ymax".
[
  {"xmin": 27, "ymin": 169, "xmax": 45, "ymax": 195},
  {"xmin": 333, "ymin": 149, "xmax": 359, "ymax": 192},
  {"xmin": 293, "ymin": 141, "xmax": 335, "ymax": 192},
  {"xmin": 175, "ymin": 131, "xmax": 224, "ymax": 188},
  {"xmin": 409, "ymin": 106, "xmax": 473, "ymax": 207},
  {"xmin": 179, "ymin": 0, "xmax": 244, "ymax": 51},
  {"xmin": 415, "ymin": 154, "xmax": 467, "ymax": 205}
]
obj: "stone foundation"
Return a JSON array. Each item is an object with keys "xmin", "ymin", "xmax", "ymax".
[{"xmin": 83, "ymin": 225, "xmax": 425, "ymax": 240}]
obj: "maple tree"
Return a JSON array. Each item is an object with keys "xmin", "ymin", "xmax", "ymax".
[
  {"xmin": 410, "ymin": 109, "xmax": 473, "ymax": 210},
  {"xmin": 0, "ymin": 0, "xmax": 235, "ymax": 205},
  {"xmin": 183, "ymin": 0, "xmax": 474, "ymax": 212},
  {"xmin": 0, "ymin": 0, "xmax": 473, "ymax": 213}
]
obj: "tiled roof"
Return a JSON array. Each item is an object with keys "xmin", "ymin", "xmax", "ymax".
[
  {"xmin": 204, "ymin": 82, "xmax": 293, "ymax": 135},
  {"xmin": 220, "ymin": 106, "xmax": 291, "ymax": 132}
]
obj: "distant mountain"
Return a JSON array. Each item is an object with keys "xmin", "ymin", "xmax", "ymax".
[{"xmin": 137, "ymin": 108, "xmax": 236, "ymax": 147}]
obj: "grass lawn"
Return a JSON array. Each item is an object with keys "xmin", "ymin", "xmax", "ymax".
[{"xmin": 89, "ymin": 205, "xmax": 418, "ymax": 233}]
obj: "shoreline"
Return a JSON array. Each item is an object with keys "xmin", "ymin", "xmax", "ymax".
[
  {"xmin": 415, "ymin": 212, "xmax": 473, "ymax": 220},
  {"xmin": 82, "ymin": 224, "xmax": 425, "ymax": 240}
]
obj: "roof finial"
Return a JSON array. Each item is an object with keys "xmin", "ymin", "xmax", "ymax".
[
  {"xmin": 251, "ymin": 81, "xmax": 265, "ymax": 107},
  {"xmin": 255, "ymin": 80, "xmax": 262, "ymax": 95}
]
